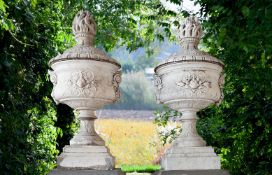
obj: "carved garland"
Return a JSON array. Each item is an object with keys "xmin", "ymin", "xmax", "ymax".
[{"xmin": 177, "ymin": 72, "xmax": 211, "ymax": 95}]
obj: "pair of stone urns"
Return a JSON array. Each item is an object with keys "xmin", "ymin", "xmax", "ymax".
[{"xmin": 49, "ymin": 10, "xmax": 228, "ymax": 175}]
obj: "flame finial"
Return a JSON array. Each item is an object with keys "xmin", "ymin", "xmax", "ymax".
[
  {"xmin": 179, "ymin": 16, "xmax": 202, "ymax": 50},
  {"xmin": 72, "ymin": 10, "xmax": 96, "ymax": 46}
]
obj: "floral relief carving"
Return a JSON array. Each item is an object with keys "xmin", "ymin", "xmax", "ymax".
[
  {"xmin": 177, "ymin": 72, "xmax": 211, "ymax": 94},
  {"xmin": 113, "ymin": 71, "xmax": 122, "ymax": 101},
  {"xmin": 67, "ymin": 71, "xmax": 97, "ymax": 96}
]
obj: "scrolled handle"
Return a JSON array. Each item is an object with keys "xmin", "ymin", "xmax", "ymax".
[
  {"xmin": 48, "ymin": 70, "xmax": 59, "ymax": 104},
  {"xmin": 48, "ymin": 70, "xmax": 57, "ymax": 86},
  {"xmin": 113, "ymin": 70, "xmax": 122, "ymax": 101}
]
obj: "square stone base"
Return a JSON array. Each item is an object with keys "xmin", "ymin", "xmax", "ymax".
[
  {"xmin": 161, "ymin": 147, "xmax": 221, "ymax": 170},
  {"xmin": 49, "ymin": 169, "xmax": 125, "ymax": 175},
  {"xmin": 57, "ymin": 145, "xmax": 115, "ymax": 170},
  {"xmin": 153, "ymin": 170, "xmax": 229, "ymax": 175}
]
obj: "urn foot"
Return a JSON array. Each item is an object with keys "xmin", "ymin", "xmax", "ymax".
[
  {"xmin": 70, "ymin": 133, "xmax": 105, "ymax": 145},
  {"xmin": 57, "ymin": 145, "xmax": 115, "ymax": 170},
  {"xmin": 174, "ymin": 135, "xmax": 206, "ymax": 147},
  {"xmin": 161, "ymin": 146, "xmax": 220, "ymax": 170}
]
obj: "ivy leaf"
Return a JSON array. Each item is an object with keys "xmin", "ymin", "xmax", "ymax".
[{"xmin": 0, "ymin": 0, "xmax": 7, "ymax": 12}]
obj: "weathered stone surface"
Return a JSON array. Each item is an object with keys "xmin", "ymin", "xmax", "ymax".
[
  {"xmin": 48, "ymin": 10, "xmax": 121, "ymax": 170},
  {"xmin": 49, "ymin": 169, "xmax": 125, "ymax": 175},
  {"xmin": 153, "ymin": 170, "xmax": 229, "ymax": 175},
  {"xmin": 57, "ymin": 145, "xmax": 115, "ymax": 170}
]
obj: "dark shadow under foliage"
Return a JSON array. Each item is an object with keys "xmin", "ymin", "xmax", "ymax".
[{"xmin": 55, "ymin": 104, "xmax": 77, "ymax": 153}]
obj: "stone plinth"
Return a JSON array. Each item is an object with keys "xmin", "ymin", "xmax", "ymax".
[
  {"xmin": 49, "ymin": 169, "xmax": 125, "ymax": 175},
  {"xmin": 161, "ymin": 146, "xmax": 220, "ymax": 170},
  {"xmin": 153, "ymin": 170, "xmax": 229, "ymax": 175},
  {"xmin": 57, "ymin": 145, "xmax": 114, "ymax": 170}
]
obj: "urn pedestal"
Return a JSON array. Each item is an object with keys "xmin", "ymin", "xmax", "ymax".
[
  {"xmin": 154, "ymin": 16, "xmax": 225, "ymax": 171},
  {"xmin": 48, "ymin": 10, "xmax": 122, "ymax": 174}
]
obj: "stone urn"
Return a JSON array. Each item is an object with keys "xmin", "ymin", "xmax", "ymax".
[
  {"xmin": 154, "ymin": 16, "xmax": 225, "ymax": 170},
  {"xmin": 48, "ymin": 10, "xmax": 121, "ymax": 170}
]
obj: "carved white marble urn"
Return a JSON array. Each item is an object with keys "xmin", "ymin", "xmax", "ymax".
[
  {"xmin": 154, "ymin": 16, "xmax": 225, "ymax": 170},
  {"xmin": 48, "ymin": 10, "xmax": 121, "ymax": 170}
]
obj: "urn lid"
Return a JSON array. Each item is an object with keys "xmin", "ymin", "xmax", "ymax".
[
  {"xmin": 155, "ymin": 16, "xmax": 223, "ymax": 70},
  {"xmin": 49, "ymin": 10, "xmax": 120, "ymax": 67}
]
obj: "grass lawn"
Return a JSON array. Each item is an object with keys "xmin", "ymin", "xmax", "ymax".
[{"xmin": 121, "ymin": 164, "xmax": 161, "ymax": 173}]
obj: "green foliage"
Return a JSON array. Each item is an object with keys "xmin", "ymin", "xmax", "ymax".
[
  {"xmin": 121, "ymin": 164, "xmax": 161, "ymax": 173},
  {"xmin": 0, "ymin": 0, "xmax": 178, "ymax": 174},
  {"xmin": 26, "ymin": 97, "xmax": 60, "ymax": 174},
  {"xmin": 154, "ymin": 107, "xmax": 181, "ymax": 145},
  {"xmin": 0, "ymin": 0, "xmax": 72, "ymax": 174}
]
